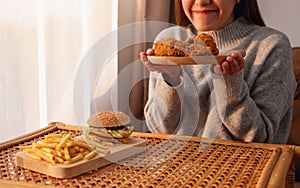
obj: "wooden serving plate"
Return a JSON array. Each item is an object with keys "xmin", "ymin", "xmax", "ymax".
[
  {"xmin": 147, "ymin": 55, "xmax": 228, "ymax": 65},
  {"xmin": 16, "ymin": 137, "xmax": 146, "ymax": 178}
]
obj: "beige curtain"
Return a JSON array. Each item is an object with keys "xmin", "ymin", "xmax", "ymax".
[
  {"xmin": 0, "ymin": 1, "xmax": 118, "ymax": 142},
  {"xmin": 117, "ymin": 0, "xmax": 174, "ymax": 132}
]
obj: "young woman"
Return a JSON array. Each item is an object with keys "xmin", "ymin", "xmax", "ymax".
[{"xmin": 140, "ymin": 0, "xmax": 296, "ymax": 144}]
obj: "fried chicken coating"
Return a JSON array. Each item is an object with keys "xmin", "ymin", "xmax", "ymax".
[
  {"xmin": 154, "ymin": 33, "xmax": 219, "ymax": 57},
  {"xmin": 153, "ymin": 38, "xmax": 187, "ymax": 57}
]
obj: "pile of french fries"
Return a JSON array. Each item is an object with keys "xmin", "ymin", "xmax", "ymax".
[{"xmin": 19, "ymin": 133, "xmax": 112, "ymax": 164}]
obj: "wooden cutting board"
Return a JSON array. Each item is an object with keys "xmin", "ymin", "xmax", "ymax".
[{"xmin": 16, "ymin": 137, "xmax": 146, "ymax": 178}]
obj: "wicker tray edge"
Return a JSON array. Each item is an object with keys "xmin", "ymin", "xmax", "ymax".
[
  {"xmin": 0, "ymin": 124, "xmax": 58, "ymax": 150},
  {"xmin": 2, "ymin": 122, "xmax": 298, "ymax": 157}
]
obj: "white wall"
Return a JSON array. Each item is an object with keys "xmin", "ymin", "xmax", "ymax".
[{"xmin": 258, "ymin": 0, "xmax": 300, "ymax": 47}]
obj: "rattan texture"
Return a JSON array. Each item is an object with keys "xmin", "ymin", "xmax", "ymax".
[{"xmin": 0, "ymin": 126, "xmax": 283, "ymax": 188}]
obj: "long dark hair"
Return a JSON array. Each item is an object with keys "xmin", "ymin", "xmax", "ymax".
[{"xmin": 174, "ymin": 0, "xmax": 266, "ymax": 27}]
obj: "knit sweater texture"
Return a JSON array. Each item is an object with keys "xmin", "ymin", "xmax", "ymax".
[{"xmin": 144, "ymin": 17, "xmax": 296, "ymax": 144}]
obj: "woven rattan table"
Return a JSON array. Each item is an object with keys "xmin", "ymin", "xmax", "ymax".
[{"xmin": 0, "ymin": 122, "xmax": 299, "ymax": 188}]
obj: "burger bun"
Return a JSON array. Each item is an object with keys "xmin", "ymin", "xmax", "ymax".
[{"xmin": 87, "ymin": 111, "xmax": 130, "ymax": 128}]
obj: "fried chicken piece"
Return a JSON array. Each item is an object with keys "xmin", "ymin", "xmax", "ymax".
[
  {"xmin": 154, "ymin": 33, "xmax": 219, "ymax": 57},
  {"xmin": 196, "ymin": 33, "xmax": 219, "ymax": 56},
  {"xmin": 153, "ymin": 38, "xmax": 187, "ymax": 57}
]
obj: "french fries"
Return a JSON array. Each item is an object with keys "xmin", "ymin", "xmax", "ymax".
[{"xmin": 19, "ymin": 133, "xmax": 111, "ymax": 164}]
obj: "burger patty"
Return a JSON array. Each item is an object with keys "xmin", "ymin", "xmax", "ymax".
[{"xmin": 104, "ymin": 125, "xmax": 126, "ymax": 130}]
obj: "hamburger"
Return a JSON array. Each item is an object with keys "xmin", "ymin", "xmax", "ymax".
[{"xmin": 87, "ymin": 111, "xmax": 134, "ymax": 144}]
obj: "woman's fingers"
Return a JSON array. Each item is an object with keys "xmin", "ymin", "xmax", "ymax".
[
  {"xmin": 146, "ymin": 48, "xmax": 155, "ymax": 55},
  {"xmin": 215, "ymin": 50, "xmax": 246, "ymax": 75},
  {"xmin": 144, "ymin": 60, "xmax": 155, "ymax": 71},
  {"xmin": 222, "ymin": 61, "xmax": 231, "ymax": 75},
  {"xmin": 140, "ymin": 49, "xmax": 155, "ymax": 71},
  {"xmin": 140, "ymin": 52, "xmax": 147, "ymax": 62},
  {"xmin": 230, "ymin": 50, "xmax": 246, "ymax": 68},
  {"xmin": 226, "ymin": 56, "xmax": 240, "ymax": 73}
]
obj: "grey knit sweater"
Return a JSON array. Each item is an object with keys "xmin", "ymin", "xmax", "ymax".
[{"xmin": 144, "ymin": 17, "xmax": 296, "ymax": 144}]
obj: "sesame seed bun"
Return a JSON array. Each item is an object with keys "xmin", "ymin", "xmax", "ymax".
[{"xmin": 87, "ymin": 111, "xmax": 131, "ymax": 128}]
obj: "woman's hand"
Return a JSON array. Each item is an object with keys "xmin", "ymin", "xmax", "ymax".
[
  {"xmin": 140, "ymin": 48, "xmax": 182, "ymax": 86},
  {"xmin": 214, "ymin": 50, "xmax": 246, "ymax": 75}
]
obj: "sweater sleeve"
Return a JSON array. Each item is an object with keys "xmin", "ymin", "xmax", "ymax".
[
  {"xmin": 144, "ymin": 72, "xmax": 184, "ymax": 134},
  {"xmin": 211, "ymin": 34, "xmax": 296, "ymax": 143}
]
